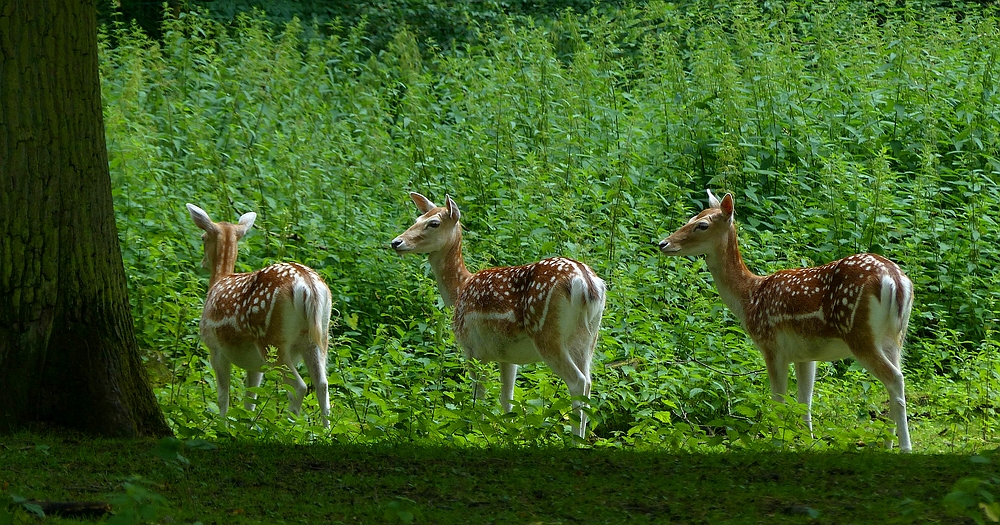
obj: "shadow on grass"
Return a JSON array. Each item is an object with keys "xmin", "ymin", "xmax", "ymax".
[{"xmin": 1, "ymin": 432, "xmax": 993, "ymax": 524}]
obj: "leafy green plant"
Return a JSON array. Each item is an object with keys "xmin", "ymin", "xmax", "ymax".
[
  {"xmin": 943, "ymin": 452, "xmax": 1000, "ymax": 524},
  {"xmin": 153, "ymin": 436, "xmax": 218, "ymax": 474},
  {"xmin": 382, "ymin": 496, "xmax": 423, "ymax": 524},
  {"xmin": 1, "ymin": 495, "xmax": 43, "ymax": 524},
  {"xmin": 98, "ymin": 1, "xmax": 1000, "ymax": 451},
  {"xmin": 106, "ymin": 478, "xmax": 170, "ymax": 525}
]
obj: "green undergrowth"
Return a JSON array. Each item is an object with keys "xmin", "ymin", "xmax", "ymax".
[
  {"xmin": 98, "ymin": 1, "xmax": 1000, "ymax": 452},
  {"xmin": 152, "ymin": 344, "xmax": 998, "ymax": 453},
  {"xmin": 2, "ymin": 432, "xmax": 999, "ymax": 524}
]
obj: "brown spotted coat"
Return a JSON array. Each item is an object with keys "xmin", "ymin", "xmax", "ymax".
[
  {"xmin": 391, "ymin": 193, "xmax": 605, "ymax": 438},
  {"xmin": 658, "ymin": 191, "xmax": 913, "ymax": 451}
]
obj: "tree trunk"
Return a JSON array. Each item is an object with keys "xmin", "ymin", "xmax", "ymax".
[{"xmin": 0, "ymin": 0, "xmax": 171, "ymax": 437}]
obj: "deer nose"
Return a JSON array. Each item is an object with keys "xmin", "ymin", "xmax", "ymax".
[
  {"xmin": 390, "ymin": 238, "xmax": 404, "ymax": 249},
  {"xmin": 657, "ymin": 239, "xmax": 670, "ymax": 250}
]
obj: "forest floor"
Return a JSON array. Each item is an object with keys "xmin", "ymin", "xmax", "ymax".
[{"xmin": 1, "ymin": 432, "xmax": 994, "ymax": 524}]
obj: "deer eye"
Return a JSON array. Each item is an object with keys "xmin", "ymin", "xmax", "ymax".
[
  {"xmin": 695, "ymin": 222, "xmax": 710, "ymax": 231},
  {"xmin": 427, "ymin": 220, "xmax": 441, "ymax": 228}
]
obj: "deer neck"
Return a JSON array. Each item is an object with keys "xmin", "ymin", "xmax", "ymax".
[
  {"xmin": 208, "ymin": 235, "xmax": 239, "ymax": 288},
  {"xmin": 427, "ymin": 230, "xmax": 471, "ymax": 308},
  {"xmin": 703, "ymin": 225, "xmax": 759, "ymax": 325}
]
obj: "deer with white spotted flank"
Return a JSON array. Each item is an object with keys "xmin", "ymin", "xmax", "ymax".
[
  {"xmin": 658, "ymin": 191, "xmax": 913, "ymax": 452},
  {"xmin": 391, "ymin": 193, "xmax": 606, "ymax": 438},
  {"xmin": 187, "ymin": 203, "xmax": 333, "ymax": 427}
]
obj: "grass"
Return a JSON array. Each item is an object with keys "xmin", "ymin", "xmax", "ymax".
[
  {"xmin": 12, "ymin": 2, "xmax": 999, "ymax": 522},
  {"xmin": 2, "ymin": 432, "xmax": 996, "ymax": 524}
]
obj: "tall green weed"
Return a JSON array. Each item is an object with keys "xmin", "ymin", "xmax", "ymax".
[{"xmin": 100, "ymin": 1, "xmax": 998, "ymax": 449}]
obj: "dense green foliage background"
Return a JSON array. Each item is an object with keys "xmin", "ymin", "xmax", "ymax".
[{"xmin": 99, "ymin": 0, "xmax": 998, "ymax": 450}]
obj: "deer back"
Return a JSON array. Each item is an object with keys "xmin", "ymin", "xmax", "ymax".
[
  {"xmin": 452, "ymin": 257, "xmax": 604, "ymax": 360},
  {"xmin": 202, "ymin": 262, "xmax": 329, "ymax": 355},
  {"xmin": 743, "ymin": 254, "xmax": 910, "ymax": 344}
]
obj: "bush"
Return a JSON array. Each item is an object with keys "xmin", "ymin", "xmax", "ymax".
[{"xmin": 101, "ymin": 1, "xmax": 1000, "ymax": 448}]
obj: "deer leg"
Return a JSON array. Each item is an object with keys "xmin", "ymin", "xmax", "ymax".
[
  {"xmin": 301, "ymin": 345, "xmax": 330, "ymax": 428},
  {"xmin": 572, "ymin": 368, "xmax": 593, "ymax": 439},
  {"xmin": 854, "ymin": 341, "xmax": 911, "ymax": 453},
  {"xmin": 869, "ymin": 353, "xmax": 910, "ymax": 453},
  {"xmin": 244, "ymin": 370, "xmax": 264, "ymax": 412},
  {"xmin": 210, "ymin": 351, "xmax": 232, "ymax": 419},
  {"xmin": 536, "ymin": 336, "xmax": 590, "ymax": 439},
  {"xmin": 884, "ymin": 333, "xmax": 904, "ymax": 371},
  {"xmin": 276, "ymin": 349, "xmax": 308, "ymax": 416},
  {"xmin": 560, "ymin": 363, "xmax": 591, "ymax": 439},
  {"xmin": 763, "ymin": 348, "xmax": 790, "ymax": 403},
  {"xmin": 888, "ymin": 373, "xmax": 911, "ymax": 453},
  {"xmin": 499, "ymin": 363, "xmax": 518, "ymax": 414},
  {"xmin": 883, "ymin": 317, "xmax": 912, "ymax": 452},
  {"xmin": 794, "ymin": 361, "xmax": 816, "ymax": 435},
  {"xmin": 576, "ymin": 326, "xmax": 598, "ymax": 401},
  {"xmin": 567, "ymin": 324, "xmax": 599, "ymax": 433}
]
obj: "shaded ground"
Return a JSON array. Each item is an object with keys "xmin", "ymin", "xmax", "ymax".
[{"xmin": 1, "ymin": 433, "xmax": 990, "ymax": 524}]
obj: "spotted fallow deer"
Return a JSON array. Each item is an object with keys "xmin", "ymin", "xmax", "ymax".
[
  {"xmin": 186, "ymin": 203, "xmax": 333, "ymax": 427},
  {"xmin": 390, "ymin": 193, "xmax": 606, "ymax": 438},
  {"xmin": 658, "ymin": 191, "xmax": 914, "ymax": 452}
]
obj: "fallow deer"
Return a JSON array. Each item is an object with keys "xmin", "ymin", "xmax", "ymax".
[
  {"xmin": 658, "ymin": 190, "xmax": 913, "ymax": 451},
  {"xmin": 391, "ymin": 193, "xmax": 606, "ymax": 438},
  {"xmin": 187, "ymin": 203, "xmax": 333, "ymax": 427}
]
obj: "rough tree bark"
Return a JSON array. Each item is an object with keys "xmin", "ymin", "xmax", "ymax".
[{"xmin": 0, "ymin": 0, "xmax": 171, "ymax": 437}]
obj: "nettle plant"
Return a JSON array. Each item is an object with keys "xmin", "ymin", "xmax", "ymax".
[{"xmin": 102, "ymin": 3, "xmax": 1000, "ymax": 448}]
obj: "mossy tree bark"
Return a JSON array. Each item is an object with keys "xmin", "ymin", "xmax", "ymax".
[{"xmin": 0, "ymin": 0, "xmax": 171, "ymax": 437}]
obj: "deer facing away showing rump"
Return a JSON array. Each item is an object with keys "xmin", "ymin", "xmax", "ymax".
[
  {"xmin": 658, "ymin": 190, "xmax": 913, "ymax": 452},
  {"xmin": 391, "ymin": 193, "xmax": 606, "ymax": 438},
  {"xmin": 187, "ymin": 203, "xmax": 333, "ymax": 427}
]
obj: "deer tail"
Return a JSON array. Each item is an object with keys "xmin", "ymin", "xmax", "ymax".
[{"xmin": 295, "ymin": 271, "xmax": 332, "ymax": 352}]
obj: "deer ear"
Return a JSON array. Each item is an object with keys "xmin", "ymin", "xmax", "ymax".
[
  {"xmin": 236, "ymin": 211, "xmax": 256, "ymax": 237},
  {"xmin": 410, "ymin": 192, "xmax": 436, "ymax": 213},
  {"xmin": 445, "ymin": 195, "xmax": 461, "ymax": 222},
  {"xmin": 707, "ymin": 190, "xmax": 722, "ymax": 209},
  {"xmin": 720, "ymin": 193, "xmax": 735, "ymax": 222},
  {"xmin": 186, "ymin": 203, "xmax": 217, "ymax": 233}
]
